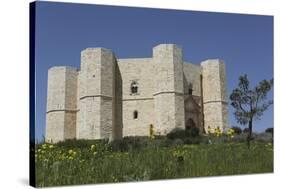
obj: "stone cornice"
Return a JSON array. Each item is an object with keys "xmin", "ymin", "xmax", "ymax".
[
  {"xmin": 80, "ymin": 95, "xmax": 113, "ymax": 100},
  {"xmin": 153, "ymin": 91, "xmax": 184, "ymax": 96},
  {"xmin": 122, "ymin": 97, "xmax": 153, "ymax": 101},
  {"xmin": 203, "ymin": 100, "xmax": 228, "ymax": 105},
  {"xmin": 46, "ymin": 109, "xmax": 78, "ymax": 114}
]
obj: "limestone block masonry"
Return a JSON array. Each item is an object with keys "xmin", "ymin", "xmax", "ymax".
[
  {"xmin": 201, "ymin": 60, "xmax": 228, "ymax": 132},
  {"xmin": 46, "ymin": 67, "xmax": 78, "ymax": 143},
  {"xmin": 45, "ymin": 44, "xmax": 229, "ymax": 143}
]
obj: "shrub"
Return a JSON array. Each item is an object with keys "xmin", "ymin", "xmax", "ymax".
[
  {"xmin": 265, "ymin": 128, "xmax": 273, "ymax": 135},
  {"xmin": 167, "ymin": 128, "xmax": 186, "ymax": 140},
  {"xmin": 185, "ymin": 127, "xmax": 200, "ymax": 137},
  {"xmin": 231, "ymin": 126, "xmax": 242, "ymax": 135},
  {"xmin": 167, "ymin": 127, "xmax": 200, "ymax": 140}
]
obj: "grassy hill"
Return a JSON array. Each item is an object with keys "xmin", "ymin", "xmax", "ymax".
[{"xmin": 34, "ymin": 135, "xmax": 273, "ymax": 187}]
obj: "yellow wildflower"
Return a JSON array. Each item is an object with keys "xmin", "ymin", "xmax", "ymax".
[
  {"xmin": 214, "ymin": 127, "xmax": 222, "ymax": 137},
  {"xmin": 207, "ymin": 126, "xmax": 212, "ymax": 134},
  {"xmin": 227, "ymin": 128, "xmax": 235, "ymax": 139},
  {"xmin": 149, "ymin": 124, "xmax": 155, "ymax": 139},
  {"xmin": 42, "ymin": 144, "xmax": 47, "ymax": 149}
]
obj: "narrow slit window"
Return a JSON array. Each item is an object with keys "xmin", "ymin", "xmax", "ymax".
[
  {"xmin": 133, "ymin": 110, "xmax": 138, "ymax": 119},
  {"xmin": 188, "ymin": 88, "xmax": 193, "ymax": 95},
  {"xmin": 188, "ymin": 83, "xmax": 193, "ymax": 95}
]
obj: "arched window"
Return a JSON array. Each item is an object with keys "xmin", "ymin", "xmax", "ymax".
[
  {"xmin": 131, "ymin": 81, "xmax": 138, "ymax": 94},
  {"xmin": 133, "ymin": 110, "xmax": 138, "ymax": 119}
]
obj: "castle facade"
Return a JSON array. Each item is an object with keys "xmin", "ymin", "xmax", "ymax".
[{"xmin": 45, "ymin": 44, "xmax": 228, "ymax": 143}]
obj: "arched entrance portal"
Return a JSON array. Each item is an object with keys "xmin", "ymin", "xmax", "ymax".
[
  {"xmin": 184, "ymin": 95, "xmax": 202, "ymax": 133},
  {"xmin": 185, "ymin": 118, "xmax": 196, "ymax": 130}
]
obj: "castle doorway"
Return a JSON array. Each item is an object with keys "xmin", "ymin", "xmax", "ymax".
[{"xmin": 185, "ymin": 118, "xmax": 196, "ymax": 129}]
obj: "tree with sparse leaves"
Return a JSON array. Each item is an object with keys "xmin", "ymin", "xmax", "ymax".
[{"xmin": 230, "ymin": 74, "xmax": 273, "ymax": 148}]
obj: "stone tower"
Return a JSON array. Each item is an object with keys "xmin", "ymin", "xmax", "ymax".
[
  {"xmin": 153, "ymin": 44, "xmax": 185, "ymax": 134},
  {"xmin": 201, "ymin": 59, "xmax": 228, "ymax": 132},
  {"xmin": 45, "ymin": 67, "xmax": 78, "ymax": 143},
  {"xmin": 76, "ymin": 48, "xmax": 116, "ymax": 140}
]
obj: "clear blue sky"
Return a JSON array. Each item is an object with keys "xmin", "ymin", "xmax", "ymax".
[{"xmin": 34, "ymin": 1, "xmax": 273, "ymax": 142}]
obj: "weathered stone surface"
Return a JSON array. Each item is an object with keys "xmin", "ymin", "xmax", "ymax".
[
  {"xmin": 153, "ymin": 44, "xmax": 185, "ymax": 134},
  {"xmin": 45, "ymin": 44, "xmax": 229, "ymax": 142},
  {"xmin": 183, "ymin": 63, "xmax": 202, "ymax": 97},
  {"xmin": 117, "ymin": 58, "xmax": 155, "ymax": 136},
  {"xmin": 201, "ymin": 59, "xmax": 228, "ymax": 132},
  {"xmin": 45, "ymin": 67, "xmax": 78, "ymax": 143},
  {"xmin": 77, "ymin": 48, "xmax": 116, "ymax": 140}
]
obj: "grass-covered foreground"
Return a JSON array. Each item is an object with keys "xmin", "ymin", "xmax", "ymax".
[{"xmin": 34, "ymin": 137, "xmax": 273, "ymax": 187}]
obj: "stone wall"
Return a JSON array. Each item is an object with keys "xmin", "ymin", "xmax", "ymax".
[
  {"xmin": 183, "ymin": 63, "xmax": 202, "ymax": 97},
  {"xmin": 122, "ymin": 100, "xmax": 154, "ymax": 136},
  {"xmin": 117, "ymin": 58, "xmax": 155, "ymax": 136},
  {"xmin": 46, "ymin": 112, "xmax": 65, "ymax": 143},
  {"xmin": 77, "ymin": 97, "xmax": 99, "ymax": 139},
  {"xmin": 45, "ymin": 67, "xmax": 78, "ymax": 143}
]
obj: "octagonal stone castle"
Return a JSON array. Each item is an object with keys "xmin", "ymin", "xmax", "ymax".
[{"xmin": 46, "ymin": 44, "xmax": 228, "ymax": 143}]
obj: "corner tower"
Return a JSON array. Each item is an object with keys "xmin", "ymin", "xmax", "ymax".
[
  {"xmin": 201, "ymin": 59, "xmax": 228, "ymax": 132},
  {"xmin": 46, "ymin": 67, "xmax": 78, "ymax": 143},
  {"xmin": 77, "ymin": 48, "xmax": 116, "ymax": 140},
  {"xmin": 153, "ymin": 44, "xmax": 185, "ymax": 134}
]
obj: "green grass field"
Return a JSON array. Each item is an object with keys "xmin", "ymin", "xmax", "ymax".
[{"xmin": 35, "ymin": 139, "xmax": 273, "ymax": 187}]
